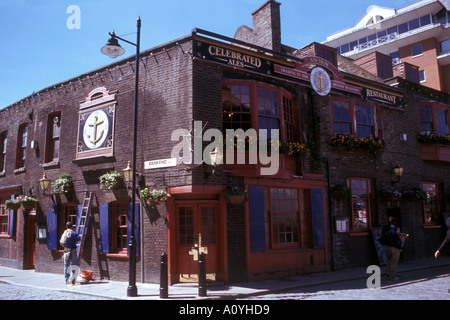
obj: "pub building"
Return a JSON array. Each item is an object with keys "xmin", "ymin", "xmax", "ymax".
[{"xmin": 1, "ymin": 0, "xmax": 449, "ymax": 285}]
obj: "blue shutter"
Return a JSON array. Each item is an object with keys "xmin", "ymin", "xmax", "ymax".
[
  {"xmin": 311, "ymin": 189, "xmax": 326, "ymax": 249},
  {"xmin": 127, "ymin": 203, "xmax": 140, "ymax": 256},
  {"xmin": 8, "ymin": 195, "xmax": 15, "ymax": 237},
  {"xmin": 99, "ymin": 203, "xmax": 110, "ymax": 254},
  {"xmin": 249, "ymin": 185, "xmax": 266, "ymax": 252},
  {"xmin": 46, "ymin": 205, "xmax": 58, "ymax": 250}
]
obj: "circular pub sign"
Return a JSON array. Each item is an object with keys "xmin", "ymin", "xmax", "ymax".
[{"xmin": 310, "ymin": 67, "xmax": 331, "ymax": 96}]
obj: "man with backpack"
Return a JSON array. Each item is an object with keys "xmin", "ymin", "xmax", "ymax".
[{"xmin": 60, "ymin": 222, "xmax": 81, "ymax": 284}]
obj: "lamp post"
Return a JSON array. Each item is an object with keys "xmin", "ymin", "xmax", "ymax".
[{"xmin": 101, "ymin": 17, "xmax": 141, "ymax": 298}]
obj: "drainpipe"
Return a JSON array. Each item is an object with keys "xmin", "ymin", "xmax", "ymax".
[{"xmin": 309, "ymin": 89, "xmax": 335, "ymax": 271}]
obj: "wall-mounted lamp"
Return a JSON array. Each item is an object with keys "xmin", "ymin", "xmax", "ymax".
[
  {"xmin": 39, "ymin": 172, "xmax": 51, "ymax": 195},
  {"xmin": 123, "ymin": 160, "xmax": 133, "ymax": 184},
  {"xmin": 391, "ymin": 164, "xmax": 404, "ymax": 186}
]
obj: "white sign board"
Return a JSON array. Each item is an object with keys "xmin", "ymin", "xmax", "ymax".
[{"xmin": 144, "ymin": 158, "xmax": 177, "ymax": 170}]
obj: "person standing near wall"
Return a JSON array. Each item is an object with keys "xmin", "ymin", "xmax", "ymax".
[
  {"xmin": 60, "ymin": 222, "xmax": 80, "ymax": 284},
  {"xmin": 381, "ymin": 216, "xmax": 402, "ymax": 280}
]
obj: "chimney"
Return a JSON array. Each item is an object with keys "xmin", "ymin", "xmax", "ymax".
[{"xmin": 252, "ymin": 0, "xmax": 282, "ymax": 51}]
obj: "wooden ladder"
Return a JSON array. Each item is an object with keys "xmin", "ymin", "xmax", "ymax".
[{"xmin": 76, "ymin": 191, "xmax": 93, "ymax": 255}]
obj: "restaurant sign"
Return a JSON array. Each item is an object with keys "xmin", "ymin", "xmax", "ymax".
[{"xmin": 361, "ymin": 88, "xmax": 403, "ymax": 109}]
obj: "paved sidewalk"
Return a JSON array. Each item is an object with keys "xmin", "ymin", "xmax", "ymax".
[{"xmin": 1, "ymin": 256, "xmax": 449, "ymax": 300}]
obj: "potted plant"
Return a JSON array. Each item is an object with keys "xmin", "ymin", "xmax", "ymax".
[
  {"xmin": 226, "ymin": 186, "xmax": 248, "ymax": 204},
  {"xmin": 51, "ymin": 173, "xmax": 73, "ymax": 194},
  {"xmin": 403, "ymin": 188, "xmax": 430, "ymax": 202},
  {"xmin": 280, "ymin": 141, "xmax": 309, "ymax": 159},
  {"xmin": 18, "ymin": 196, "xmax": 39, "ymax": 210},
  {"xmin": 141, "ymin": 188, "xmax": 171, "ymax": 208},
  {"xmin": 5, "ymin": 198, "xmax": 21, "ymax": 210},
  {"xmin": 99, "ymin": 170, "xmax": 122, "ymax": 190},
  {"xmin": 331, "ymin": 184, "xmax": 351, "ymax": 201},
  {"xmin": 380, "ymin": 190, "xmax": 402, "ymax": 201}
]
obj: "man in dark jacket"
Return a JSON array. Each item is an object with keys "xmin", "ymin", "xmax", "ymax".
[
  {"xmin": 60, "ymin": 222, "xmax": 81, "ymax": 284},
  {"xmin": 382, "ymin": 216, "xmax": 402, "ymax": 280}
]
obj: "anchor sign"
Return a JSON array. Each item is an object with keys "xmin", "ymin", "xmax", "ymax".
[
  {"xmin": 310, "ymin": 67, "xmax": 331, "ymax": 96},
  {"xmin": 83, "ymin": 110, "xmax": 109, "ymax": 149}
]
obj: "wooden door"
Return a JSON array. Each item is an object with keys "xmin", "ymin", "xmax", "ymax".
[
  {"xmin": 176, "ymin": 203, "xmax": 218, "ymax": 282},
  {"xmin": 25, "ymin": 213, "xmax": 36, "ymax": 269}
]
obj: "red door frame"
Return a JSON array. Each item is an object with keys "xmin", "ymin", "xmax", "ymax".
[{"xmin": 167, "ymin": 186, "xmax": 227, "ymax": 285}]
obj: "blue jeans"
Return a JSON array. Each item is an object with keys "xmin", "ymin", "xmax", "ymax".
[{"xmin": 64, "ymin": 248, "xmax": 79, "ymax": 282}]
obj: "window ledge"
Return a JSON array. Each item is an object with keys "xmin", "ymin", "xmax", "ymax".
[
  {"xmin": 423, "ymin": 224, "xmax": 441, "ymax": 229},
  {"xmin": 106, "ymin": 253, "xmax": 129, "ymax": 259},
  {"xmin": 14, "ymin": 167, "xmax": 26, "ymax": 174},
  {"xmin": 42, "ymin": 160, "xmax": 60, "ymax": 168}
]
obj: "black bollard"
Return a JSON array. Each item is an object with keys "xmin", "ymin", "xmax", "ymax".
[
  {"xmin": 160, "ymin": 253, "xmax": 168, "ymax": 299},
  {"xmin": 198, "ymin": 252, "xmax": 207, "ymax": 297}
]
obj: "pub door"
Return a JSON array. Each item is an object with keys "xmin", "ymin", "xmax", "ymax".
[
  {"xmin": 176, "ymin": 203, "xmax": 218, "ymax": 282},
  {"xmin": 25, "ymin": 212, "xmax": 36, "ymax": 269}
]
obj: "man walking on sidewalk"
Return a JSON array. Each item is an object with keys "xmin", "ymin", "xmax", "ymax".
[
  {"xmin": 60, "ymin": 222, "xmax": 80, "ymax": 284},
  {"xmin": 434, "ymin": 222, "xmax": 450, "ymax": 258}
]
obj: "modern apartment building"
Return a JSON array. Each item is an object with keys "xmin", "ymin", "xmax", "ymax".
[{"xmin": 324, "ymin": 0, "xmax": 450, "ymax": 93}]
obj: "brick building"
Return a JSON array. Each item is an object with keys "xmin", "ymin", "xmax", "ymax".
[{"xmin": 1, "ymin": 0, "xmax": 449, "ymax": 285}]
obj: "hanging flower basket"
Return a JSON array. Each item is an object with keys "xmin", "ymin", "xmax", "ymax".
[
  {"xmin": 141, "ymin": 188, "xmax": 171, "ymax": 208},
  {"xmin": 5, "ymin": 199, "xmax": 21, "ymax": 210},
  {"xmin": 18, "ymin": 196, "xmax": 39, "ymax": 210},
  {"xmin": 280, "ymin": 141, "xmax": 309, "ymax": 159},
  {"xmin": 51, "ymin": 173, "xmax": 73, "ymax": 194},
  {"xmin": 99, "ymin": 170, "xmax": 123, "ymax": 190},
  {"xmin": 226, "ymin": 187, "xmax": 248, "ymax": 205}
]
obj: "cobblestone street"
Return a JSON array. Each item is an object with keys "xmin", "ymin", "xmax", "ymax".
[
  {"xmin": 0, "ymin": 281, "xmax": 113, "ymax": 300},
  {"xmin": 244, "ymin": 265, "xmax": 450, "ymax": 300}
]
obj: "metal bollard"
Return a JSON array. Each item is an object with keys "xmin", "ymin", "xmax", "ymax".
[
  {"xmin": 160, "ymin": 253, "xmax": 168, "ymax": 299},
  {"xmin": 198, "ymin": 252, "xmax": 207, "ymax": 297}
]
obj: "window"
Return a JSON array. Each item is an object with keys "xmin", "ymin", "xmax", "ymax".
[
  {"xmin": 436, "ymin": 108, "xmax": 449, "ymax": 135},
  {"xmin": 440, "ymin": 39, "xmax": 450, "ymax": 53},
  {"xmin": 412, "ymin": 44, "xmax": 423, "ymax": 57},
  {"xmin": 0, "ymin": 132, "xmax": 6, "ymax": 173},
  {"xmin": 347, "ymin": 178, "xmax": 375, "ymax": 231},
  {"xmin": 222, "ymin": 80, "xmax": 298, "ymax": 143},
  {"xmin": 419, "ymin": 70, "xmax": 426, "ymax": 83},
  {"xmin": 269, "ymin": 188, "xmax": 310, "ymax": 248},
  {"xmin": 45, "ymin": 112, "xmax": 61, "ymax": 163},
  {"xmin": 420, "ymin": 14, "xmax": 431, "ymax": 27},
  {"xmin": 16, "ymin": 124, "xmax": 27, "ymax": 169},
  {"xmin": 390, "ymin": 51, "xmax": 400, "ymax": 65},
  {"xmin": 111, "ymin": 202, "xmax": 128, "ymax": 254},
  {"xmin": 332, "ymin": 100, "xmax": 351, "ymax": 135},
  {"xmin": 0, "ymin": 199, "xmax": 10, "ymax": 235},
  {"xmin": 408, "ymin": 18, "xmax": 420, "ymax": 31},
  {"xmin": 419, "ymin": 104, "xmax": 450, "ymax": 135},
  {"xmin": 421, "ymin": 182, "xmax": 442, "ymax": 226},
  {"xmin": 331, "ymin": 98, "xmax": 380, "ymax": 138},
  {"xmin": 222, "ymin": 85, "xmax": 251, "ymax": 131}
]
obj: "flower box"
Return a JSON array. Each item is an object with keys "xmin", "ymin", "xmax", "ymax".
[
  {"xmin": 419, "ymin": 143, "xmax": 450, "ymax": 163},
  {"xmin": 227, "ymin": 194, "xmax": 246, "ymax": 205}
]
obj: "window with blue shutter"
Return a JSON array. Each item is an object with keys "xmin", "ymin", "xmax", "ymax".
[
  {"xmin": 311, "ymin": 189, "xmax": 326, "ymax": 249},
  {"xmin": 249, "ymin": 185, "xmax": 266, "ymax": 252},
  {"xmin": 46, "ymin": 205, "xmax": 58, "ymax": 250},
  {"xmin": 8, "ymin": 195, "xmax": 16, "ymax": 237},
  {"xmin": 99, "ymin": 203, "xmax": 110, "ymax": 254}
]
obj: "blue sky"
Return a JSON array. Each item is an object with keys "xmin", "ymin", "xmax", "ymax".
[{"xmin": 0, "ymin": 0, "xmax": 412, "ymax": 109}]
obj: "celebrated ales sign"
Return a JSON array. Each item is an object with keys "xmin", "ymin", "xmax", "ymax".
[{"xmin": 194, "ymin": 40, "xmax": 272, "ymax": 74}]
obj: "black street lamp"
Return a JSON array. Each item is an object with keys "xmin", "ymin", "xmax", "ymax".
[{"xmin": 101, "ymin": 17, "xmax": 141, "ymax": 298}]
